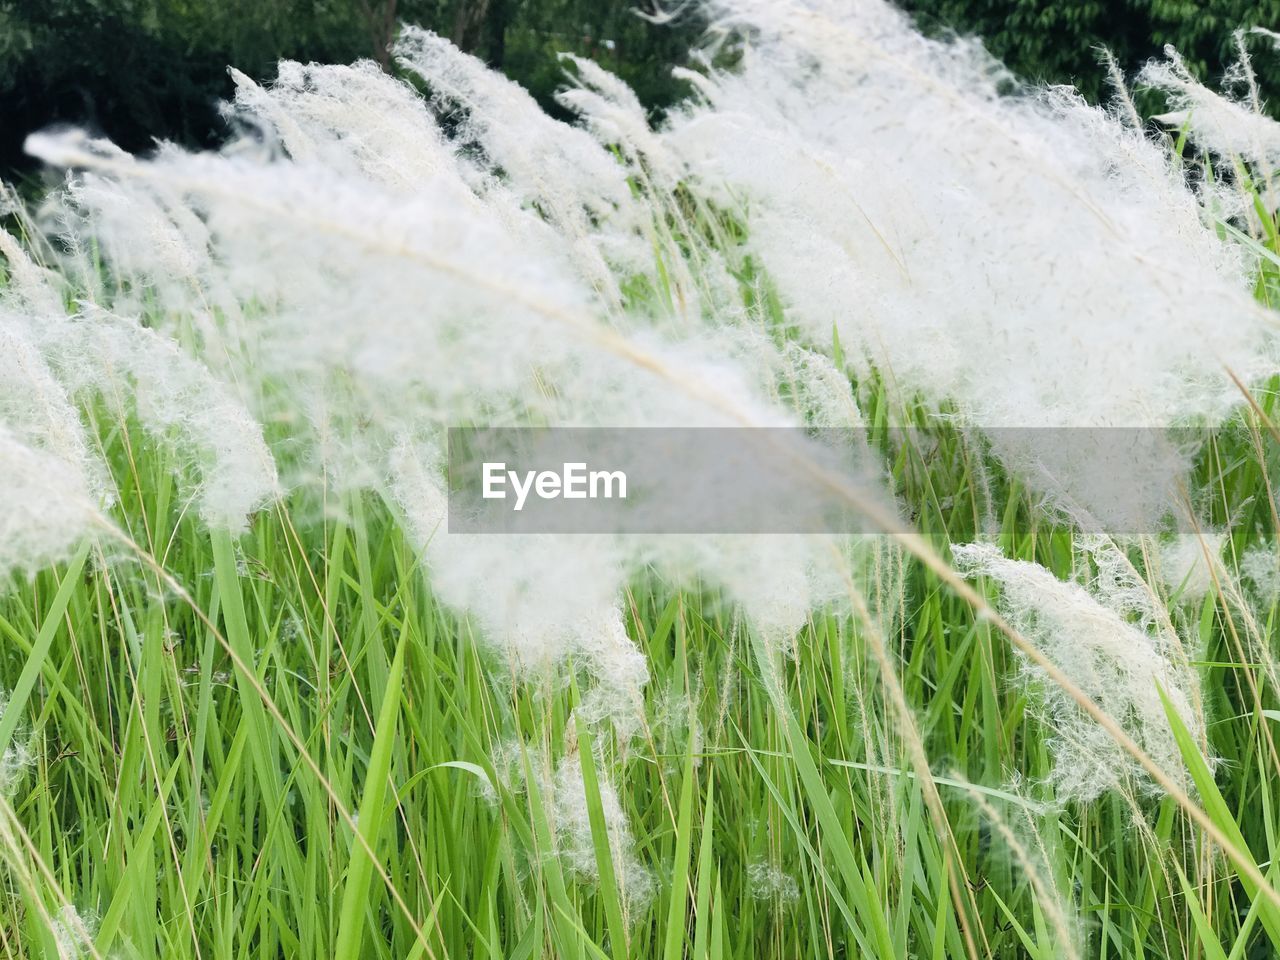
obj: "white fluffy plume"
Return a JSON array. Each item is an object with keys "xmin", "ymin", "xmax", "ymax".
[
  {"xmin": 952, "ymin": 541, "xmax": 1204, "ymax": 802},
  {"xmin": 661, "ymin": 0, "xmax": 1276, "ymax": 527}
]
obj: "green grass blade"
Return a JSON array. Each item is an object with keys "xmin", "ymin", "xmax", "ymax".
[{"xmin": 334, "ymin": 627, "xmax": 408, "ymax": 960}]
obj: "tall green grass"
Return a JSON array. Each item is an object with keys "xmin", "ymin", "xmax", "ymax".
[
  {"xmin": 2, "ymin": 73, "xmax": 1280, "ymax": 956},
  {"xmin": 0, "ymin": 344, "xmax": 1276, "ymax": 959}
]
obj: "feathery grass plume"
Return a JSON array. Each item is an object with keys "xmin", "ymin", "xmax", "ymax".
[
  {"xmin": 555, "ymin": 52, "xmax": 684, "ymax": 190},
  {"xmin": 50, "ymin": 905, "xmax": 98, "ymax": 960},
  {"xmin": 396, "ymin": 31, "xmax": 738, "ymax": 333},
  {"xmin": 1212, "ymin": 540, "xmax": 1280, "ymax": 709},
  {"xmin": 1140, "ymin": 43, "xmax": 1280, "ymax": 170},
  {"xmin": 1158, "ymin": 531, "xmax": 1226, "ymax": 602},
  {"xmin": 225, "ymin": 62, "xmax": 461, "ymax": 192},
  {"xmin": 569, "ymin": 612, "xmax": 653, "ymax": 740},
  {"xmin": 28, "ymin": 129, "xmax": 592, "ymax": 438},
  {"xmin": 0, "ymin": 428, "xmax": 97, "ymax": 578},
  {"xmin": 0, "ymin": 237, "xmax": 106, "ymax": 488},
  {"xmin": 958, "ymin": 776, "xmax": 1083, "ymax": 960},
  {"xmin": 388, "ymin": 437, "xmax": 862, "ymax": 734},
  {"xmin": 0, "ymin": 738, "xmax": 32, "ymax": 799},
  {"xmin": 387, "ymin": 437, "xmax": 642, "ymax": 691},
  {"xmin": 40, "ymin": 137, "xmax": 220, "ymax": 317},
  {"xmin": 51, "ymin": 307, "xmax": 277, "ymax": 530},
  {"xmin": 661, "ymin": 0, "xmax": 1276, "ymax": 528},
  {"xmin": 0, "ymin": 315, "xmax": 105, "ymax": 496},
  {"xmin": 952, "ymin": 541, "xmax": 1204, "ymax": 802},
  {"xmin": 747, "ymin": 858, "xmax": 800, "ymax": 903},
  {"xmin": 1083, "ymin": 534, "xmax": 1203, "ymax": 722},
  {"xmin": 0, "ymin": 692, "xmax": 34, "ymax": 798},
  {"xmin": 551, "ymin": 52, "xmax": 761, "ymax": 336},
  {"xmin": 0, "ymin": 240, "xmax": 110, "ymax": 576},
  {"xmin": 647, "ymin": 532, "xmax": 856, "ymax": 651},
  {"xmin": 392, "ymin": 28, "xmax": 648, "ymax": 309},
  {"xmin": 477, "ymin": 737, "xmax": 654, "ymax": 912},
  {"xmin": 1138, "ymin": 36, "xmax": 1280, "ymax": 231},
  {"xmin": 1, "ymin": 219, "xmax": 276, "ymax": 531},
  {"xmin": 0, "ymin": 211, "xmax": 65, "ymax": 318},
  {"xmin": 549, "ymin": 754, "xmax": 654, "ymax": 911},
  {"xmin": 1240, "ymin": 540, "xmax": 1280, "ymax": 596}
]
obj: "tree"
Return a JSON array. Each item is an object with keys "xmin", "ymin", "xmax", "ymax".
[
  {"xmin": 899, "ymin": 0, "xmax": 1280, "ymax": 102},
  {"xmin": 0, "ymin": 0, "xmax": 703, "ymax": 181}
]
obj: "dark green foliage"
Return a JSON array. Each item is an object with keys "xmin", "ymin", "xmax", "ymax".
[
  {"xmin": 8, "ymin": 0, "xmax": 1277, "ymax": 187},
  {"xmin": 900, "ymin": 0, "xmax": 1280, "ymax": 102},
  {"xmin": 500, "ymin": 0, "xmax": 700, "ymax": 119},
  {"xmin": 0, "ymin": 0, "xmax": 701, "ymax": 181},
  {"xmin": 0, "ymin": 1, "xmax": 367, "ymax": 176}
]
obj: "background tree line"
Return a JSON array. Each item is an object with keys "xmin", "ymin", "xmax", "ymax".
[
  {"xmin": 0, "ymin": 0, "xmax": 702, "ymax": 178},
  {"xmin": 899, "ymin": 0, "xmax": 1280, "ymax": 101},
  {"xmin": 2, "ymin": 0, "xmax": 1279, "ymax": 181}
]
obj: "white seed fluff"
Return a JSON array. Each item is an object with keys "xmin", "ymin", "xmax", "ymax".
[{"xmin": 953, "ymin": 541, "xmax": 1204, "ymax": 802}]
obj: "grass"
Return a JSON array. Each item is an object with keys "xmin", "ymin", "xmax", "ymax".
[
  {"xmin": 2, "ymin": 100, "xmax": 1280, "ymax": 960},
  {"xmin": 0, "ymin": 363, "xmax": 1276, "ymax": 960}
]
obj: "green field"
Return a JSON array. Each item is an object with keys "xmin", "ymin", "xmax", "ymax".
[
  {"xmin": 2, "ymin": 325, "xmax": 1279, "ymax": 960},
  {"xmin": 3, "ymin": 3, "xmax": 1280, "ymax": 959}
]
